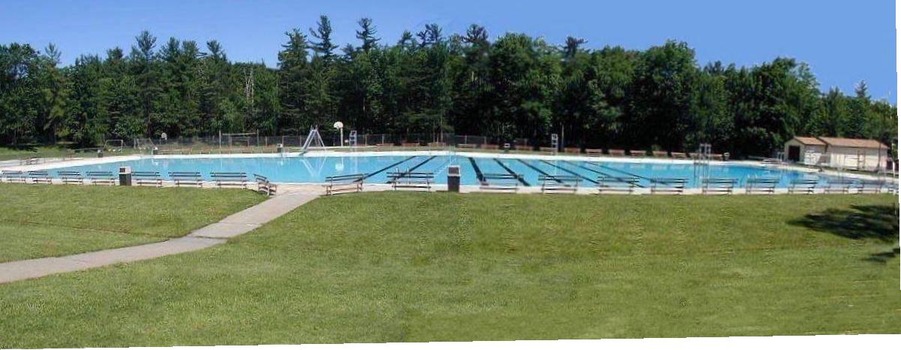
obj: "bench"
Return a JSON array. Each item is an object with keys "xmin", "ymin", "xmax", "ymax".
[
  {"xmin": 650, "ymin": 177, "xmax": 687, "ymax": 194},
  {"xmin": 58, "ymin": 171, "xmax": 84, "ymax": 185},
  {"xmin": 788, "ymin": 178, "xmax": 819, "ymax": 194},
  {"xmin": 169, "ymin": 172, "xmax": 203, "ymax": 187},
  {"xmin": 27, "ymin": 170, "xmax": 52, "ymax": 184},
  {"xmin": 480, "ymin": 173, "xmax": 522, "ymax": 192},
  {"xmin": 133, "ymin": 171, "xmax": 163, "ymax": 187},
  {"xmin": 210, "ymin": 172, "xmax": 248, "ymax": 189},
  {"xmin": 608, "ymin": 149, "xmax": 626, "ymax": 157},
  {"xmin": 254, "ymin": 174, "xmax": 278, "ymax": 196},
  {"xmin": 628, "ymin": 150, "xmax": 647, "ymax": 157},
  {"xmin": 563, "ymin": 147, "xmax": 581, "ymax": 154},
  {"xmin": 539, "ymin": 147, "xmax": 557, "ymax": 153},
  {"xmin": 671, "ymin": 152, "xmax": 688, "ymax": 159},
  {"xmin": 538, "ymin": 174, "xmax": 581, "ymax": 194},
  {"xmin": 324, "ymin": 173, "xmax": 364, "ymax": 195},
  {"xmin": 822, "ymin": 179, "xmax": 853, "ymax": 194},
  {"xmin": 387, "ymin": 171, "xmax": 434, "ymax": 191},
  {"xmin": 456, "ymin": 143, "xmax": 478, "ymax": 149},
  {"xmin": 857, "ymin": 180, "xmax": 885, "ymax": 194},
  {"xmin": 652, "ymin": 151, "xmax": 669, "ymax": 158},
  {"xmin": 701, "ymin": 178, "xmax": 737, "ymax": 194},
  {"xmin": 401, "ymin": 142, "xmax": 421, "ymax": 147},
  {"xmin": 745, "ymin": 178, "xmax": 778, "ymax": 194},
  {"xmin": 86, "ymin": 171, "xmax": 117, "ymax": 185},
  {"xmin": 597, "ymin": 175, "xmax": 639, "ymax": 194},
  {"xmin": 585, "ymin": 149, "xmax": 604, "ymax": 156},
  {"xmin": 20, "ymin": 157, "xmax": 40, "ymax": 165},
  {"xmin": 1, "ymin": 170, "xmax": 27, "ymax": 183}
]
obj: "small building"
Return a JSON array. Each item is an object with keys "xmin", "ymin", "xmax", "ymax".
[
  {"xmin": 784, "ymin": 136, "xmax": 889, "ymax": 171},
  {"xmin": 784, "ymin": 136, "xmax": 826, "ymax": 166}
]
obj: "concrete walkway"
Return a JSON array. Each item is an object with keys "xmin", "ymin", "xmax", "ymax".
[{"xmin": 0, "ymin": 191, "xmax": 319, "ymax": 284}]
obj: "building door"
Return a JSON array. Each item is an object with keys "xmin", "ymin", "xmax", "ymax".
[{"xmin": 788, "ymin": 146, "xmax": 801, "ymax": 162}]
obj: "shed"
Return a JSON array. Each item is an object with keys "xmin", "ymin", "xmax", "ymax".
[
  {"xmin": 817, "ymin": 137, "xmax": 889, "ymax": 171},
  {"xmin": 783, "ymin": 136, "xmax": 826, "ymax": 166}
]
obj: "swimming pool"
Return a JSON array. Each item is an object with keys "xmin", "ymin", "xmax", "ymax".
[{"xmin": 46, "ymin": 152, "xmax": 840, "ymax": 188}]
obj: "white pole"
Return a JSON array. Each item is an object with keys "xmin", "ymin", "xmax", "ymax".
[{"xmin": 340, "ymin": 128, "xmax": 344, "ymax": 147}]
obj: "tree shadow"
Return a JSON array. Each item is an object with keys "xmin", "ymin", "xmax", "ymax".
[{"xmin": 788, "ymin": 204, "xmax": 899, "ymax": 263}]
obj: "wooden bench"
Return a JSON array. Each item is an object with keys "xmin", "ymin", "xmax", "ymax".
[
  {"xmin": 652, "ymin": 151, "xmax": 669, "ymax": 158},
  {"xmin": 20, "ymin": 157, "xmax": 40, "ymax": 165},
  {"xmin": 539, "ymin": 147, "xmax": 557, "ymax": 153},
  {"xmin": 169, "ymin": 172, "xmax": 203, "ymax": 187},
  {"xmin": 324, "ymin": 173, "xmax": 364, "ymax": 195},
  {"xmin": 788, "ymin": 178, "xmax": 818, "ymax": 194},
  {"xmin": 133, "ymin": 171, "xmax": 163, "ymax": 187},
  {"xmin": 597, "ymin": 175, "xmax": 639, "ymax": 194},
  {"xmin": 480, "ymin": 173, "xmax": 522, "ymax": 192},
  {"xmin": 745, "ymin": 178, "xmax": 778, "ymax": 194},
  {"xmin": 86, "ymin": 171, "xmax": 117, "ymax": 186},
  {"xmin": 628, "ymin": 150, "xmax": 647, "ymax": 157},
  {"xmin": 482, "ymin": 144, "xmax": 500, "ymax": 150},
  {"xmin": 538, "ymin": 174, "xmax": 581, "ymax": 194},
  {"xmin": 401, "ymin": 142, "xmax": 421, "ymax": 147},
  {"xmin": 563, "ymin": 147, "xmax": 581, "ymax": 154},
  {"xmin": 585, "ymin": 149, "xmax": 604, "ymax": 156},
  {"xmin": 27, "ymin": 170, "xmax": 52, "ymax": 184},
  {"xmin": 823, "ymin": 179, "xmax": 855, "ymax": 194},
  {"xmin": 254, "ymin": 174, "xmax": 278, "ymax": 196},
  {"xmin": 388, "ymin": 171, "xmax": 434, "ymax": 191},
  {"xmin": 427, "ymin": 142, "xmax": 447, "ymax": 148},
  {"xmin": 57, "ymin": 171, "xmax": 84, "ymax": 185},
  {"xmin": 608, "ymin": 149, "xmax": 626, "ymax": 157},
  {"xmin": 650, "ymin": 177, "xmax": 687, "ymax": 194},
  {"xmin": 701, "ymin": 178, "xmax": 737, "ymax": 194},
  {"xmin": 456, "ymin": 143, "xmax": 478, "ymax": 149},
  {"xmin": 210, "ymin": 172, "xmax": 248, "ymax": 189},
  {"xmin": 1, "ymin": 170, "xmax": 27, "ymax": 183},
  {"xmin": 671, "ymin": 152, "xmax": 688, "ymax": 159}
]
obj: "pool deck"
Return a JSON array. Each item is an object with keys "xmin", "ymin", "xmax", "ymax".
[{"xmin": 2, "ymin": 150, "xmax": 895, "ymax": 194}]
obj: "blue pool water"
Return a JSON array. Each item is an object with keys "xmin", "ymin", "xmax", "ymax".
[{"xmin": 49, "ymin": 154, "xmax": 841, "ymax": 188}]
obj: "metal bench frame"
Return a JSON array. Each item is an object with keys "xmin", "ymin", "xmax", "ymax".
[
  {"xmin": 324, "ymin": 173, "xmax": 364, "ymax": 195},
  {"xmin": 480, "ymin": 173, "xmax": 521, "ymax": 192},
  {"xmin": 27, "ymin": 171, "xmax": 52, "ymax": 184},
  {"xmin": 254, "ymin": 174, "xmax": 278, "ymax": 196},
  {"xmin": 1, "ymin": 170, "xmax": 27, "ymax": 183},
  {"xmin": 650, "ymin": 177, "xmax": 687, "ymax": 194},
  {"xmin": 210, "ymin": 172, "xmax": 248, "ymax": 189},
  {"xmin": 701, "ymin": 178, "xmax": 737, "ymax": 195},
  {"xmin": 169, "ymin": 172, "xmax": 203, "ymax": 187},
  {"xmin": 388, "ymin": 171, "xmax": 434, "ymax": 191},
  {"xmin": 857, "ymin": 181, "xmax": 885, "ymax": 194},
  {"xmin": 133, "ymin": 171, "xmax": 163, "ymax": 187},
  {"xmin": 86, "ymin": 171, "xmax": 117, "ymax": 186},
  {"xmin": 788, "ymin": 179, "xmax": 818, "ymax": 194},
  {"xmin": 58, "ymin": 171, "xmax": 84, "ymax": 185},
  {"xmin": 539, "ymin": 175, "xmax": 581, "ymax": 194},
  {"xmin": 598, "ymin": 176, "xmax": 639, "ymax": 194},
  {"xmin": 745, "ymin": 178, "xmax": 778, "ymax": 194}
]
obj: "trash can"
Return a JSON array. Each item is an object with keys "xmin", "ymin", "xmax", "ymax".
[
  {"xmin": 119, "ymin": 166, "xmax": 132, "ymax": 186},
  {"xmin": 97, "ymin": 149, "xmax": 104, "ymax": 158},
  {"xmin": 447, "ymin": 165, "xmax": 460, "ymax": 193},
  {"xmin": 151, "ymin": 147, "xmax": 159, "ymax": 155},
  {"xmin": 277, "ymin": 143, "xmax": 284, "ymax": 154}
]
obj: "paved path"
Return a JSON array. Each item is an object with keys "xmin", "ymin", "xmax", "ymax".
[{"xmin": 0, "ymin": 191, "xmax": 320, "ymax": 284}]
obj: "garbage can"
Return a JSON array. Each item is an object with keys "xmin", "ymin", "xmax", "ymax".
[
  {"xmin": 447, "ymin": 165, "xmax": 460, "ymax": 193},
  {"xmin": 151, "ymin": 147, "xmax": 159, "ymax": 155},
  {"xmin": 119, "ymin": 166, "xmax": 132, "ymax": 186},
  {"xmin": 97, "ymin": 149, "xmax": 104, "ymax": 158},
  {"xmin": 277, "ymin": 143, "xmax": 284, "ymax": 154}
]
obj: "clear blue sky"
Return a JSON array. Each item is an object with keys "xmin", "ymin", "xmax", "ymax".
[{"xmin": 1, "ymin": 0, "xmax": 895, "ymax": 101}]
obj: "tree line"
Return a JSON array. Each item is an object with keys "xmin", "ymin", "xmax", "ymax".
[{"xmin": 1, "ymin": 16, "xmax": 896, "ymax": 158}]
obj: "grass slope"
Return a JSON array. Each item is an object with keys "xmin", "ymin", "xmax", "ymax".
[
  {"xmin": 0, "ymin": 193, "xmax": 898, "ymax": 347},
  {"xmin": 0, "ymin": 184, "xmax": 266, "ymax": 262}
]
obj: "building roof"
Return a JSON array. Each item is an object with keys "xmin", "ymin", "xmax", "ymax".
[
  {"xmin": 817, "ymin": 137, "xmax": 888, "ymax": 149},
  {"xmin": 791, "ymin": 136, "xmax": 826, "ymax": 146}
]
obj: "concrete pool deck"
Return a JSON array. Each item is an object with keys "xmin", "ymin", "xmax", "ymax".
[{"xmin": 0, "ymin": 189, "xmax": 320, "ymax": 284}]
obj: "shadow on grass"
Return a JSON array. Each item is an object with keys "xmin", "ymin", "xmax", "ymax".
[{"xmin": 788, "ymin": 204, "xmax": 900, "ymax": 263}]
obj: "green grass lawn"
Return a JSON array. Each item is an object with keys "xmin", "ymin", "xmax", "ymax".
[
  {"xmin": 0, "ymin": 193, "xmax": 898, "ymax": 347},
  {"xmin": 0, "ymin": 184, "xmax": 266, "ymax": 262}
]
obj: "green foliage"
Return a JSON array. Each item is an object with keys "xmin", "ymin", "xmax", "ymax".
[{"xmin": 0, "ymin": 23, "xmax": 896, "ymax": 157}]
